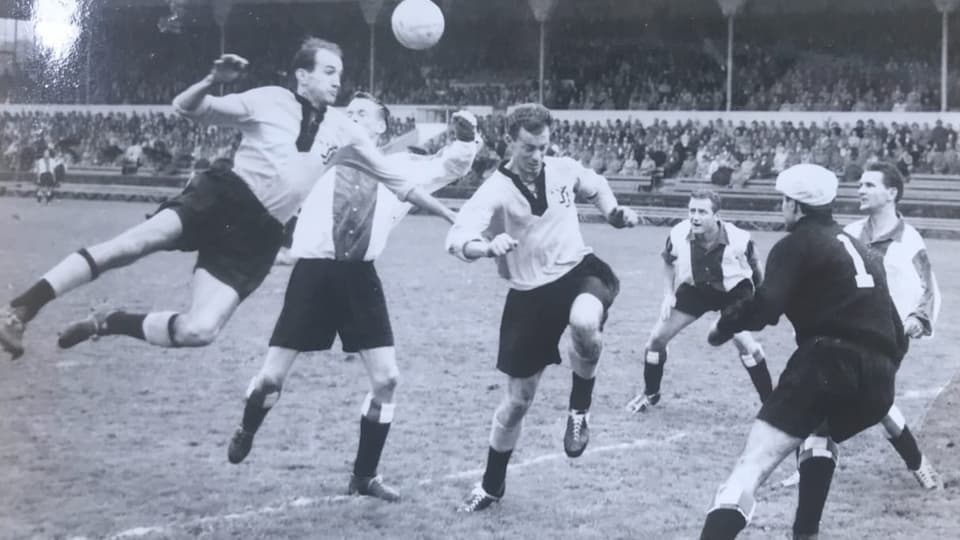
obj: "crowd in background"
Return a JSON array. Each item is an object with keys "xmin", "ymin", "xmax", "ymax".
[
  {"xmin": 1, "ymin": 10, "xmax": 955, "ymax": 112},
  {"xmin": 460, "ymin": 115, "xmax": 960, "ymax": 187},
  {"xmin": 0, "ymin": 110, "xmax": 415, "ymax": 175}
]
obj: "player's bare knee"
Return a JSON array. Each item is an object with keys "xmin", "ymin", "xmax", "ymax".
[
  {"xmin": 371, "ymin": 370, "xmax": 400, "ymax": 398},
  {"xmin": 173, "ymin": 315, "xmax": 222, "ymax": 346},
  {"xmin": 647, "ymin": 334, "xmax": 669, "ymax": 353},
  {"xmin": 500, "ymin": 395, "xmax": 534, "ymax": 426}
]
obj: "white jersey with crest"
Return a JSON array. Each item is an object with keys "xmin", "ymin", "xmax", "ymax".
[{"xmin": 446, "ymin": 156, "xmax": 617, "ymax": 290}]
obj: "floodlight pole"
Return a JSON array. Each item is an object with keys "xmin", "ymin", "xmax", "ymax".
[
  {"xmin": 369, "ymin": 24, "xmax": 376, "ymax": 92},
  {"xmin": 943, "ymin": 9, "xmax": 949, "ymax": 111},
  {"xmin": 539, "ymin": 21, "xmax": 545, "ymax": 104},
  {"xmin": 726, "ymin": 14, "xmax": 734, "ymax": 112}
]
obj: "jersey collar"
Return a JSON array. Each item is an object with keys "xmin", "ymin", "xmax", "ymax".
[{"xmin": 500, "ymin": 160, "xmax": 547, "ymax": 216}]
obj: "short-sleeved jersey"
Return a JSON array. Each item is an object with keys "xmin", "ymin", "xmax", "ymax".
[
  {"xmin": 718, "ymin": 214, "xmax": 907, "ymax": 362},
  {"xmin": 446, "ymin": 156, "xmax": 612, "ymax": 290},
  {"xmin": 174, "ymin": 86, "xmax": 413, "ymax": 223},
  {"xmin": 663, "ymin": 220, "xmax": 758, "ymax": 292}
]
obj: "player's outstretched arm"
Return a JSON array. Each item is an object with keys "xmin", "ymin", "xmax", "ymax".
[
  {"xmin": 173, "ymin": 54, "xmax": 249, "ymax": 118},
  {"xmin": 446, "ymin": 179, "xmax": 501, "ymax": 261},
  {"xmin": 405, "ymin": 186, "xmax": 457, "ymax": 224},
  {"xmin": 573, "ymin": 160, "xmax": 638, "ymax": 228}
]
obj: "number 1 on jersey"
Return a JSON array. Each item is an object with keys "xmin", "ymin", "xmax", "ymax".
[{"xmin": 836, "ymin": 234, "xmax": 875, "ymax": 288}]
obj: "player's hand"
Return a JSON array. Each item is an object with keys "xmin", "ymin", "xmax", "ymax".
[
  {"xmin": 609, "ymin": 206, "xmax": 639, "ymax": 228},
  {"xmin": 451, "ymin": 111, "xmax": 478, "ymax": 142},
  {"xmin": 903, "ymin": 315, "xmax": 925, "ymax": 339},
  {"xmin": 659, "ymin": 294, "xmax": 675, "ymax": 321},
  {"xmin": 209, "ymin": 54, "xmax": 248, "ymax": 84},
  {"xmin": 486, "ymin": 233, "xmax": 518, "ymax": 257},
  {"xmin": 707, "ymin": 321, "xmax": 733, "ymax": 347}
]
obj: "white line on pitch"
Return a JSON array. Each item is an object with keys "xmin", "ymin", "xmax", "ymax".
[
  {"xmin": 418, "ymin": 431, "xmax": 687, "ymax": 485},
  {"xmin": 106, "ymin": 432, "xmax": 686, "ymax": 539},
  {"xmin": 898, "ymin": 386, "xmax": 945, "ymax": 400},
  {"xmin": 108, "ymin": 495, "xmax": 355, "ymax": 539}
]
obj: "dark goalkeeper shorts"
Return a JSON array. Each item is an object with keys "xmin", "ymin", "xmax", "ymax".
[
  {"xmin": 758, "ymin": 336, "xmax": 898, "ymax": 443},
  {"xmin": 154, "ymin": 168, "xmax": 284, "ymax": 300},
  {"xmin": 269, "ymin": 259, "xmax": 394, "ymax": 353},
  {"xmin": 497, "ymin": 254, "xmax": 620, "ymax": 378}
]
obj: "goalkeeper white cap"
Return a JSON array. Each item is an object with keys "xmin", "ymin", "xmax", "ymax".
[{"xmin": 775, "ymin": 164, "xmax": 838, "ymax": 206}]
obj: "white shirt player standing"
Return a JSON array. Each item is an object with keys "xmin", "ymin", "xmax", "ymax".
[
  {"xmin": 445, "ymin": 103, "xmax": 639, "ymax": 512},
  {"xmin": 843, "ymin": 162, "xmax": 942, "ymax": 490},
  {"xmin": 0, "ymin": 37, "xmax": 454, "ymax": 362},
  {"xmin": 225, "ymin": 95, "xmax": 482, "ymax": 502}
]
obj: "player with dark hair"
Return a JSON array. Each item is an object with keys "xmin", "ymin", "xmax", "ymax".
[
  {"xmin": 225, "ymin": 92, "xmax": 481, "ymax": 502},
  {"xmin": 446, "ymin": 103, "xmax": 639, "ymax": 512},
  {"xmin": 0, "ymin": 37, "xmax": 453, "ymax": 360},
  {"xmin": 699, "ymin": 164, "xmax": 908, "ymax": 539},
  {"xmin": 625, "ymin": 189, "xmax": 772, "ymax": 414},
  {"xmin": 843, "ymin": 162, "xmax": 941, "ymax": 488}
]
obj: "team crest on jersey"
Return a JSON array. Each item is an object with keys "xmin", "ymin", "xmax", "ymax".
[
  {"xmin": 314, "ymin": 142, "xmax": 340, "ymax": 164},
  {"xmin": 552, "ymin": 185, "xmax": 572, "ymax": 207}
]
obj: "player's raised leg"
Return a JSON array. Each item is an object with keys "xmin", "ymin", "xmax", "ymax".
[
  {"xmin": 228, "ymin": 346, "xmax": 298, "ymax": 464},
  {"xmin": 626, "ymin": 308, "xmax": 697, "ymax": 413},
  {"xmin": 347, "ymin": 345, "xmax": 401, "ymax": 501},
  {"xmin": 1, "ymin": 208, "xmax": 183, "ymax": 359},
  {"xmin": 565, "ymin": 293, "xmax": 605, "ymax": 458},
  {"xmin": 59, "ymin": 265, "xmax": 240, "ymax": 349},
  {"xmin": 731, "ymin": 332, "xmax": 773, "ymax": 403},
  {"xmin": 458, "ymin": 370, "xmax": 543, "ymax": 513},
  {"xmin": 700, "ymin": 419, "xmax": 802, "ymax": 539}
]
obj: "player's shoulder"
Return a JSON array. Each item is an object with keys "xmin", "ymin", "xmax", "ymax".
[
  {"xmin": 843, "ymin": 217, "xmax": 867, "ymax": 236},
  {"xmin": 669, "ymin": 219, "xmax": 691, "ymax": 237},
  {"xmin": 720, "ymin": 220, "xmax": 750, "ymax": 237},
  {"xmin": 545, "ymin": 156, "xmax": 586, "ymax": 176},
  {"xmin": 899, "ymin": 221, "xmax": 926, "ymax": 245},
  {"xmin": 237, "ymin": 85, "xmax": 293, "ymax": 104}
]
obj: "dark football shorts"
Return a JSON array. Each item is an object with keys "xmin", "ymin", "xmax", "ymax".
[
  {"xmin": 37, "ymin": 172, "xmax": 56, "ymax": 187},
  {"xmin": 153, "ymin": 168, "xmax": 283, "ymax": 300},
  {"xmin": 758, "ymin": 336, "xmax": 898, "ymax": 443},
  {"xmin": 497, "ymin": 254, "xmax": 620, "ymax": 378},
  {"xmin": 674, "ymin": 279, "xmax": 753, "ymax": 318},
  {"xmin": 269, "ymin": 259, "xmax": 394, "ymax": 353}
]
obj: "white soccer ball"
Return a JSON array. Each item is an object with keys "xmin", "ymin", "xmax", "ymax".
[{"xmin": 391, "ymin": 0, "xmax": 445, "ymax": 50}]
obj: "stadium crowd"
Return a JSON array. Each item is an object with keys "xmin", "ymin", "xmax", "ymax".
[
  {"xmin": 462, "ymin": 115, "xmax": 960, "ymax": 185},
  {"xmin": 0, "ymin": 110, "xmax": 416, "ymax": 174},
  {"xmin": 2, "ymin": 11, "xmax": 954, "ymax": 112}
]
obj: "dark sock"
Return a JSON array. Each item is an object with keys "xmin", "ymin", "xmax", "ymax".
[
  {"xmin": 103, "ymin": 312, "xmax": 146, "ymax": 340},
  {"xmin": 569, "ymin": 372, "xmax": 596, "ymax": 412},
  {"xmin": 793, "ymin": 457, "xmax": 836, "ymax": 536},
  {"xmin": 643, "ymin": 349, "xmax": 666, "ymax": 395},
  {"xmin": 353, "ymin": 416, "xmax": 392, "ymax": 478},
  {"xmin": 700, "ymin": 508, "xmax": 747, "ymax": 540},
  {"xmin": 241, "ymin": 386, "xmax": 277, "ymax": 434},
  {"xmin": 10, "ymin": 280, "xmax": 56, "ymax": 322},
  {"xmin": 481, "ymin": 446, "xmax": 512, "ymax": 496},
  {"xmin": 746, "ymin": 361, "xmax": 773, "ymax": 402},
  {"xmin": 888, "ymin": 426, "xmax": 923, "ymax": 470}
]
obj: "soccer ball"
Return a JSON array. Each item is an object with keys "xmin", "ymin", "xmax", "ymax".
[{"xmin": 391, "ymin": 0, "xmax": 445, "ymax": 50}]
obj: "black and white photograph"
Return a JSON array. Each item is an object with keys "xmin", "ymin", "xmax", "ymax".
[{"xmin": 0, "ymin": 0, "xmax": 959, "ymax": 538}]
